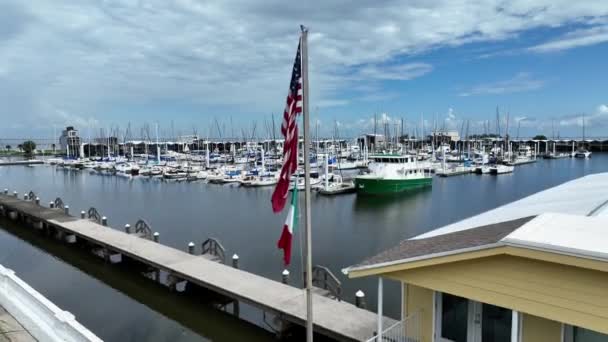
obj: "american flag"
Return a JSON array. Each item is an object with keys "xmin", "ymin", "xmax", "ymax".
[{"xmin": 271, "ymin": 39, "xmax": 302, "ymax": 213}]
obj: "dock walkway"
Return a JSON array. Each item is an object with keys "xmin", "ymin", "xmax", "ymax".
[
  {"xmin": 0, "ymin": 194, "xmax": 393, "ymax": 341},
  {"xmin": 0, "ymin": 305, "xmax": 35, "ymax": 342}
]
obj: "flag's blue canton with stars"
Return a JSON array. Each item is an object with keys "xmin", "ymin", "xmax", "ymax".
[{"xmin": 289, "ymin": 42, "xmax": 302, "ymax": 95}]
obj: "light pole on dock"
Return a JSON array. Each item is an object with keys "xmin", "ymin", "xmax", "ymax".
[{"xmin": 300, "ymin": 26, "xmax": 314, "ymax": 342}]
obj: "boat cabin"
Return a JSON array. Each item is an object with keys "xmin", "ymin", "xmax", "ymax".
[{"xmin": 370, "ymin": 155, "xmax": 417, "ymax": 164}]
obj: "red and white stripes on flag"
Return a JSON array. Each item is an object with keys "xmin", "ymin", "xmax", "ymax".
[{"xmin": 271, "ymin": 39, "xmax": 302, "ymax": 213}]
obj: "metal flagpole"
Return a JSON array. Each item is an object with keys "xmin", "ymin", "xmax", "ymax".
[{"xmin": 300, "ymin": 25, "xmax": 314, "ymax": 342}]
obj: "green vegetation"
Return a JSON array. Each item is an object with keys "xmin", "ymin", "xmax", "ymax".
[
  {"xmin": 0, "ymin": 141, "xmax": 44, "ymax": 158},
  {"xmin": 22, "ymin": 140, "xmax": 37, "ymax": 158},
  {"xmin": 533, "ymin": 134, "xmax": 548, "ymax": 140}
]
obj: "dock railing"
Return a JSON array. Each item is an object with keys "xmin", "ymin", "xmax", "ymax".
[
  {"xmin": 53, "ymin": 197, "xmax": 65, "ymax": 210},
  {"xmin": 310, "ymin": 265, "xmax": 342, "ymax": 300},
  {"xmin": 87, "ymin": 207, "xmax": 101, "ymax": 224},
  {"xmin": 134, "ymin": 219, "xmax": 153, "ymax": 240},
  {"xmin": 365, "ymin": 311, "xmax": 421, "ymax": 342},
  {"xmin": 0, "ymin": 264, "xmax": 102, "ymax": 342},
  {"xmin": 201, "ymin": 238, "xmax": 226, "ymax": 263}
]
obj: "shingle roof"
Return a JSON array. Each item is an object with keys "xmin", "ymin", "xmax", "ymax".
[{"xmin": 348, "ymin": 216, "xmax": 534, "ymax": 271}]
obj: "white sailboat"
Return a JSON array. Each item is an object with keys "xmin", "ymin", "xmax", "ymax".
[
  {"xmin": 574, "ymin": 114, "xmax": 592, "ymax": 158},
  {"xmin": 489, "ymin": 164, "xmax": 514, "ymax": 175}
]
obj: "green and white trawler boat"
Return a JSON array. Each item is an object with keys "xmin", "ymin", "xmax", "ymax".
[{"xmin": 355, "ymin": 154, "xmax": 432, "ymax": 195}]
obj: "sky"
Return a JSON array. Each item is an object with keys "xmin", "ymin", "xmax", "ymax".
[{"xmin": 0, "ymin": 0, "xmax": 607, "ymax": 139}]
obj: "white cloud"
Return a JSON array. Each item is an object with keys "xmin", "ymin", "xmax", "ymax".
[
  {"xmin": 514, "ymin": 116, "xmax": 527, "ymax": 122},
  {"xmin": 357, "ymin": 63, "xmax": 433, "ymax": 81},
  {"xmin": 317, "ymin": 99, "xmax": 349, "ymax": 107},
  {"xmin": 459, "ymin": 72, "xmax": 545, "ymax": 96},
  {"xmin": 528, "ymin": 25, "xmax": 608, "ymax": 53},
  {"xmin": 558, "ymin": 104, "xmax": 608, "ymax": 128},
  {"xmin": 357, "ymin": 92, "xmax": 401, "ymax": 103},
  {"xmin": 1, "ymin": 0, "xmax": 608, "ymax": 136}
]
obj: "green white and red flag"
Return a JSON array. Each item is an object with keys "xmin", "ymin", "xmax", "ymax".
[{"xmin": 277, "ymin": 186, "xmax": 298, "ymax": 265}]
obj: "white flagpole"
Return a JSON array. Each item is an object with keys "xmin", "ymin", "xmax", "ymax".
[{"xmin": 300, "ymin": 26, "xmax": 314, "ymax": 342}]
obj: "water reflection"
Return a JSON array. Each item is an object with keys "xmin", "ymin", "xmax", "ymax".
[
  {"xmin": 0, "ymin": 217, "xmax": 274, "ymax": 342},
  {"xmin": 353, "ymin": 187, "xmax": 432, "ymax": 212}
]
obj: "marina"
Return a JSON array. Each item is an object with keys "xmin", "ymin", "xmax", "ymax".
[
  {"xmin": 0, "ymin": 154, "xmax": 606, "ymax": 341},
  {"xmin": 2, "ymin": 2, "xmax": 608, "ymax": 340}
]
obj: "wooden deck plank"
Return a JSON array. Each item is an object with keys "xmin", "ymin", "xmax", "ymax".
[{"xmin": 0, "ymin": 195, "xmax": 392, "ymax": 341}]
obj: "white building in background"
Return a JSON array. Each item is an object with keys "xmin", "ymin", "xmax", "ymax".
[
  {"xmin": 431, "ymin": 129, "xmax": 460, "ymax": 142},
  {"xmin": 59, "ymin": 126, "xmax": 81, "ymax": 157}
]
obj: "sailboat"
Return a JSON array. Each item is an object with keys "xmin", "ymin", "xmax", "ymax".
[
  {"xmin": 316, "ymin": 154, "xmax": 355, "ymax": 195},
  {"xmin": 489, "ymin": 164, "xmax": 514, "ymax": 175},
  {"xmin": 574, "ymin": 113, "xmax": 592, "ymax": 158}
]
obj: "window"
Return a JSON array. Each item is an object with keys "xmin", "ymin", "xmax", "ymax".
[
  {"xmin": 481, "ymin": 303, "xmax": 511, "ymax": 342},
  {"xmin": 574, "ymin": 328, "xmax": 608, "ymax": 342},
  {"xmin": 437, "ymin": 293, "xmax": 513, "ymax": 342},
  {"xmin": 564, "ymin": 326, "xmax": 608, "ymax": 342},
  {"xmin": 441, "ymin": 293, "xmax": 468, "ymax": 342}
]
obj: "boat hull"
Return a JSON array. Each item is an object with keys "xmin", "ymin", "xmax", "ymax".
[{"xmin": 354, "ymin": 177, "xmax": 432, "ymax": 195}]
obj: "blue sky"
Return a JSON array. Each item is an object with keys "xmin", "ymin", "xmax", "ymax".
[{"xmin": 0, "ymin": 1, "xmax": 607, "ymax": 139}]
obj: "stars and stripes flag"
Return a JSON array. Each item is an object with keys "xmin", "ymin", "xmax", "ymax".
[{"xmin": 271, "ymin": 39, "xmax": 302, "ymax": 214}]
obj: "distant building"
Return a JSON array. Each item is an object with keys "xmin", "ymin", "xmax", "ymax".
[
  {"xmin": 59, "ymin": 126, "xmax": 80, "ymax": 157},
  {"xmin": 358, "ymin": 134, "xmax": 385, "ymax": 148},
  {"xmin": 431, "ymin": 130, "xmax": 460, "ymax": 142},
  {"xmin": 92, "ymin": 137, "xmax": 119, "ymax": 146}
]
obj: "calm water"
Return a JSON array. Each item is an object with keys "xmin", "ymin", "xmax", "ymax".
[{"xmin": 0, "ymin": 155, "xmax": 606, "ymax": 341}]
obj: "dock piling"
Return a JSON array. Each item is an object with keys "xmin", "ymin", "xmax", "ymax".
[
  {"xmin": 232, "ymin": 254, "xmax": 239, "ymax": 269},
  {"xmin": 101, "ymin": 217, "xmax": 107, "ymax": 226},
  {"xmin": 282, "ymin": 269, "xmax": 290, "ymax": 285},
  {"xmin": 3, "ymin": 189, "xmax": 7, "ymax": 195},
  {"xmin": 355, "ymin": 290, "xmax": 366, "ymax": 309},
  {"xmin": 187, "ymin": 242, "xmax": 195, "ymax": 254},
  {"xmin": 124, "ymin": 224, "xmax": 131, "ymax": 234},
  {"xmin": 65, "ymin": 234, "xmax": 76, "ymax": 244},
  {"xmin": 35, "ymin": 197, "xmax": 40, "ymax": 205},
  {"xmin": 80, "ymin": 211, "xmax": 85, "ymax": 219},
  {"xmin": 49, "ymin": 202, "xmax": 54, "ymax": 209},
  {"xmin": 153, "ymin": 232, "xmax": 159, "ymax": 243},
  {"xmin": 23, "ymin": 193, "xmax": 28, "ymax": 201},
  {"xmin": 13, "ymin": 191, "xmax": 18, "ymax": 198},
  {"xmin": 64, "ymin": 205, "xmax": 69, "ymax": 215}
]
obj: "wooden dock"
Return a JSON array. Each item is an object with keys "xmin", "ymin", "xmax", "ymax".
[
  {"xmin": 0, "ymin": 160, "xmax": 44, "ymax": 166},
  {"xmin": 0, "ymin": 193, "xmax": 393, "ymax": 341}
]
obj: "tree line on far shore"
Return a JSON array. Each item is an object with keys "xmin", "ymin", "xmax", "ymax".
[{"xmin": 2, "ymin": 141, "xmax": 37, "ymax": 159}]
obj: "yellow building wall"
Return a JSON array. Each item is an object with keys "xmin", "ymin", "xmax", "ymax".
[
  {"xmin": 522, "ymin": 313, "xmax": 562, "ymax": 342},
  {"xmin": 386, "ymin": 255, "xmax": 608, "ymax": 334},
  {"xmin": 405, "ymin": 284, "xmax": 434, "ymax": 342}
]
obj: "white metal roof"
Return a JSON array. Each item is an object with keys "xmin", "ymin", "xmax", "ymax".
[
  {"xmin": 503, "ymin": 213, "xmax": 608, "ymax": 260},
  {"xmin": 415, "ymin": 172, "xmax": 608, "ymax": 239}
]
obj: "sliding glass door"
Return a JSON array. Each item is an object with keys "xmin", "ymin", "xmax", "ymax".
[{"xmin": 436, "ymin": 292, "xmax": 512, "ymax": 342}]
